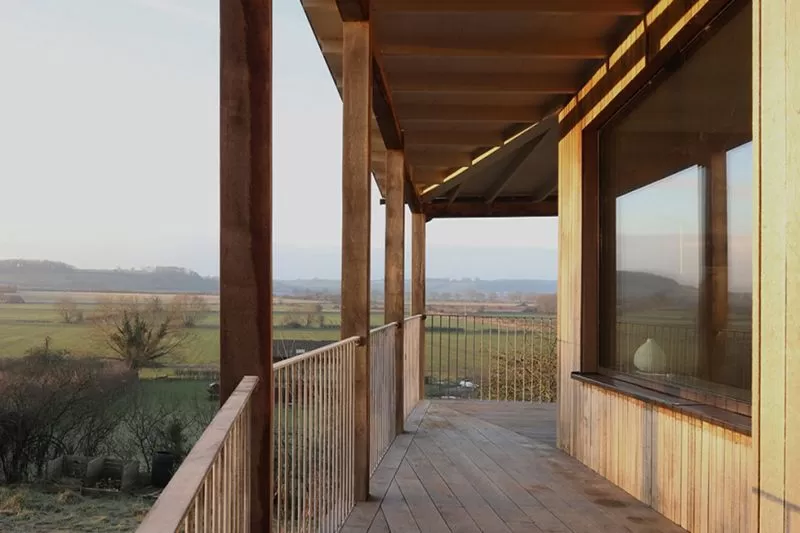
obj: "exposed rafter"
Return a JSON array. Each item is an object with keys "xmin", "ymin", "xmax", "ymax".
[
  {"xmin": 425, "ymin": 198, "xmax": 558, "ymax": 219},
  {"xmin": 407, "ymin": 150, "xmax": 473, "ymax": 168},
  {"xmin": 421, "ymin": 116, "xmax": 556, "ymax": 201},
  {"xmin": 404, "ymin": 130, "xmax": 504, "ymax": 148},
  {"xmin": 334, "ymin": 0, "xmax": 369, "ymax": 21},
  {"xmin": 330, "ymin": 0, "xmax": 424, "ymax": 212},
  {"xmin": 446, "ymin": 184, "xmax": 463, "ymax": 206},
  {"xmin": 319, "ymin": 38, "xmax": 608, "ymax": 59},
  {"xmin": 484, "ymin": 134, "xmax": 546, "ymax": 204},
  {"xmin": 372, "ymin": 0, "xmax": 650, "ymax": 15},
  {"xmin": 402, "ymin": 105, "xmax": 546, "ymax": 122},
  {"xmin": 391, "ymin": 74, "xmax": 579, "ymax": 94}
]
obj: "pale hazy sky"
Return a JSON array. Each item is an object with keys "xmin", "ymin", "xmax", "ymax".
[{"xmin": 0, "ymin": 0, "xmax": 558, "ymax": 278}]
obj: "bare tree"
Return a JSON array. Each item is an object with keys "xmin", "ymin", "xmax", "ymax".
[
  {"xmin": 55, "ymin": 296, "xmax": 84, "ymax": 324},
  {"xmin": 0, "ymin": 342, "xmax": 134, "ymax": 483},
  {"xmin": 169, "ymin": 294, "xmax": 210, "ymax": 328}
]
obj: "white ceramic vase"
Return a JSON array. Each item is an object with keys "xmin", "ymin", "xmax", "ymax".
[{"xmin": 633, "ymin": 338, "xmax": 667, "ymax": 374}]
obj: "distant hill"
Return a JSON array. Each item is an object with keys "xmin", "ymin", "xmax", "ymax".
[
  {"xmin": 0, "ymin": 260, "xmax": 219, "ymax": 293},
  {"xmin": 0, "ymin": 259, "xmax": 558, "ymax": 296}
]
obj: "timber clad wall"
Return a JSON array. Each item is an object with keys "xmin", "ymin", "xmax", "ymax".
[{"xmin": 557, "ymin": 0, "xmax": 754, "ymax": 530}]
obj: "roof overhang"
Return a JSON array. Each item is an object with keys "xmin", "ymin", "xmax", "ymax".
[{"xmin": 300, "ymin": 0, "xmax": 657, "ymax": 217}]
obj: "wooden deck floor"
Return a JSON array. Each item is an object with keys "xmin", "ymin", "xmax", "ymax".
[{"xmin": 342, "ymin": 400, "xmax": 686, "ymax": 533}]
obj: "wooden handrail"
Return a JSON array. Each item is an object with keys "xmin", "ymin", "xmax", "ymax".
[
  {"xmin": 273, "ymin": 336, "xmax": 360, "ymax": 371},
  {"xmin": 137, "ymin": 376, "xmax": 259, "ymax": 533},
  {"xmin": 370, "ymin": 321, "xmax": 399, "ymax": 334}
]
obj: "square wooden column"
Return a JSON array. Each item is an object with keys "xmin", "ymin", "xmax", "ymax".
[
  {"xmin": 340, "ymin": 20, "xmax": 372, "ymax": 502},
  {"xmin": 412, "ymin": 212, "xmax": 426, "ymax": 400},
  {"xmin": 384, "ymin": 150, "xmax": 405, "ymax": 434},
  {"xmin": 219, "ymin": 0, "xmax": 272, "ymax": 530}
]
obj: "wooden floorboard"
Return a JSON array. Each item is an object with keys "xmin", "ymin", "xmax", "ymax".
[{"xmin": 343, "ymin": 400, "xmax": 687, "ymax": 533}]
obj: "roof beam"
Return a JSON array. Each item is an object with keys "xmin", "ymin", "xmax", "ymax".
[
  {"xmin": 330, "ymin": 0, "xmax": 424, "ymax": 212},
  {"xmin": 405, "ymin": 130, "xmax": 504, "ymax": 148},
  {"xmin": 335, "ymin": 0, "xmax": 369, "ymax": 20},
  {"xmin": 391, "ymin": 74, "xmax": 579, "ymax": 94},
  {"xmin": 373, "ymin": 0, "xmax": 649, "ymax": 15},
  {"xmin": 484, "ymin": 134, "xmax": 545, "ymax": 204},
  {"xmin": 446, "ymin": 184, "xmax": 462, "ymax": 206},
  {"xmin": 402, "ymin": 105, "xmax": 546, "ymax": 122},
  {"xmin": 421, "ymin": 116, "xmax": 556, "ymax": 201},
  {"xmin": 407, "ymin": 150, "xmax": 473, "ymax": 168},
  {"xmin": 324, "ymin": 38, "xmax": 607, "ymax": 59},
  {"xmin": 425, "ymin": 198, "xmax": 558, "ymax": 219}
]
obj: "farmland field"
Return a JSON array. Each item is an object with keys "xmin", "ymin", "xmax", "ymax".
[{"xmin": 0, "ymin": 291, "xmax": 386, "ymax": 363}]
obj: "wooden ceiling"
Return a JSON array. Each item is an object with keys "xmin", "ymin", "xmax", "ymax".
[{"xmin": 300, "ymin": 0, "xmax": 657, "ymax": 218}]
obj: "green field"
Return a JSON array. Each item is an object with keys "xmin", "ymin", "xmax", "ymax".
[{"xmin": 0, "ymin": 293, "xmax": 386, "ymax": 363}]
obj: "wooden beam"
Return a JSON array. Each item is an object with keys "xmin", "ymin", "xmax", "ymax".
[
  {"xmin": 411, "ymin": 212, "xmax": 426, "ymax": 399},
  {"xmin": 381, "ymin": 39, "xmax": 607, "ymax": 59},
  {"xmin": 407, "ymin": 150, "xmax": 473, "ymax": 168},
  {"xmin": 402, "ymin": 104, "xmax": 546, "ymax": 122},
  {"xmin": 340, "ymin": 21, "xmax": 372, "ymax": 502},
  {"xmin": 373, "ymin": 0, "xmax": 650, "ymax": 15},
  {"xmin": 405, "ymin": 130, "xmax": 504, "ymax": 148},
  {"xmin": 446, "ymin": 184, "xmax": 462, "ymax": 205},
  {"xmin": 391, "ymin": 74, "xmax": 579, "ymax": 94},
  {"xmin": 384, "ymin": 150, "xmax": 405, "ymax": 434},
  {"xmin": 425, "ymin": 198, "xmax": 558, "ymax": 218},
  {"xmin": 335, "ymin": 0, "xmax": 369, "ymax": 20},
  {"xmin": 323, "ymin": 37, "xmax": 607, "ymax": 59},
  {"xmin": 220, "ymin": 0, "xmax": 272, "ymax": 530},
  {"xmin": 422, "ymin": 116, "xmax": 556, "ymax": 201},
  {"xmin": 484, "ymin": 134, "xmax": 545, "ymax": 203}
]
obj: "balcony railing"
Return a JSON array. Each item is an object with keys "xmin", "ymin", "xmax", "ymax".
[
  {"xmin": 425, "ymin": 314, "xmax": 557, "ymax": 402},
  {"xmin": 137, "ymin": 376, "xmax": 258, "ymax": 533},
  {"xmin": 139, "ymin": 315, "xmax": 424, "ymax": 533},
  {"xmin": 273, "ymin": 337, "xmax": 357, "ymax": 533},
  {"xmin": 369, "ymin": 323, "xmax": 397, "ymax": 474},
  {"xmin": 403, "ymin": 315, "xmax": 422, "ymax": 418}
]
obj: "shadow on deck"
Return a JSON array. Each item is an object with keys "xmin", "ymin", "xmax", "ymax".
[{"xmin": 343, "ymin": 400, "xmax": 686, "ymax": 533}]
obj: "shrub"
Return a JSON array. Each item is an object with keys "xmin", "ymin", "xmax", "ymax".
[{"xmin": 0, "ymin": 343, "xmax": 136, "ymax": 483}]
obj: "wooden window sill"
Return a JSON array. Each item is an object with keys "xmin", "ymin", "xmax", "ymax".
[{"xmin": 571, "ymin": 372, "xmax": 751, "ymax": 436}]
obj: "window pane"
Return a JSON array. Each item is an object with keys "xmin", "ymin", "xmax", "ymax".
[{"xmin": 599, "ymin": 3, "xmax": 752, "ymax": 404}]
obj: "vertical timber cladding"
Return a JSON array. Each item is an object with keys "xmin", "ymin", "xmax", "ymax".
[
  {"xmin": 755, "ymin": 1, "xmax": 800, "ymax": 531},
  {"xmin": 219, "ymin": 0, "xmax": 272, "ymax": 530},
  {"xmin": 556, "ymin": 0, "xmax": 753, "ymax": 531}
]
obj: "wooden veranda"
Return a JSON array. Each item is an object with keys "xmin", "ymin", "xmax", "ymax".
[{"xmin": 136, "ymin": 0, "xmax": 800, "ymax": 531}]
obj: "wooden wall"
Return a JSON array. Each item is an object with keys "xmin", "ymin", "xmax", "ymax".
[
  {"xmin": 752, "ymin": 0, "xmax": 800, "ymax": 531},
  {"xmin": 556, "ymin": 0, "xmax": 755, "ymax": 530}
]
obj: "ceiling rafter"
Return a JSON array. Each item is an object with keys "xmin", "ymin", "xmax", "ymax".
[
  {"xmin": 402, "ymin": 105, "xmax": 546, "ymax": 122},
  {"xmin": 425, "ymin": 197, "xmax": 558, "ymax": 219},
  {"xmin": 372, "ymin": 0, "xmax": 650, "ymax": 15},
  {"xmin": 421, "ymin": 115, "xmax": 556, "ymax": 201},
  {"xmin": 484, "ymin": 133, "xmax": 546, "ymax": 204},
  {"xmin": 321, "ymin": 38, "xmax": 608, "ymax": 59},
  {"xmin": 390, "ymin": 74, "xmax": 579, "ymax": 94}
]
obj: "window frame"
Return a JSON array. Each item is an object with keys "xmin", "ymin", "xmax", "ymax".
[{"xmin": 578, "ymin": 0, "xmax": 752, "ymax": 419}]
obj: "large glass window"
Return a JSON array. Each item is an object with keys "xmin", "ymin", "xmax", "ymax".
[{"xmin": 598, "ymin": 2, "xmax": 752, "ymax": 407}]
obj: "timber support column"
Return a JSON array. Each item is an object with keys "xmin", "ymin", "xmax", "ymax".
[
  {"xmin": 385, "ymin": 150, "xmax": 405, "ymax": 434},
  {"xmin": 412, "ymin": 212, "xmax": 426, "ymax": 400},
  {"xmin": 219, "ymin": 0, "xmax": 272, "ymax": 530},
  {"xmin": 340, "ymin": 20, "xmax": 372, "ymax": 502}
]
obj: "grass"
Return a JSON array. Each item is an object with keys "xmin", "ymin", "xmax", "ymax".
[{"xmin": 0, "ymin": 486, "xmax": 152, "ymax": 532}]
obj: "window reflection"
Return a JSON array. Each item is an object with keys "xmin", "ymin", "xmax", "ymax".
[{"xmin": 599, "ymin": 2, "xmax": 752, "ymax": 405}]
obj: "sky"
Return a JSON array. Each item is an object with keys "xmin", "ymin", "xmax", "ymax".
[{"xmin": 0, "ymin": 0, "xmax": 559, "ymax": 279}]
